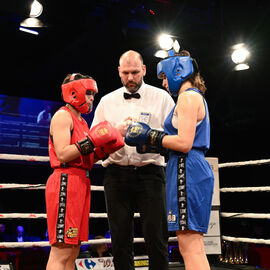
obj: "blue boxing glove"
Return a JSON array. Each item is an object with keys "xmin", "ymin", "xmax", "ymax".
[{"xmin": 125, "ymin": 122, "xmax": 167, "ymax": 154}]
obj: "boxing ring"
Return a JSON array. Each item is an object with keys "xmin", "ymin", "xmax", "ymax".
[{"xmin": 0, "ymin": 153, "xmax": 270, "ymax": 269}]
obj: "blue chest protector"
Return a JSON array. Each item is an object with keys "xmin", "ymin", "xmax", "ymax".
[
  {"xmin": 164, "ymin": 88, "xmax": 214, "ymax": 233},
  {"xmin": 164, "ymin": 88, "xmax": 210, "ymax": 153}
]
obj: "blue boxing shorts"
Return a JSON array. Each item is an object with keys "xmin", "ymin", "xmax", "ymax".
[{"xmin": 166, "ymin": 149, "xmax": 214, "ymax": 233}]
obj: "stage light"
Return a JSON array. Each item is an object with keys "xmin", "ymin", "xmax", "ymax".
[
  {"xmin": 231, "ymin": 48, "xmax": 249, "ymax": 64},
  {"xmin": 234, "ymin": 63, "xmax": 249, "ymax": 71},
  {"xmin": 19, "ymin": 0, "xmax": 46, "ymax": 31},
  {"xmin": 173, "ymin": 40, "xmax": 180, "ymax": 53},
  {"xmin": 154, "ymin": 50, "xmax": 168, "ymax": 59},
  {"xmin": 155, "ymin": 34, "xmax": 180, "ymax": 58},
  {"xmin": 30, "ymin": 0, "xmax": 43, "ymax": 18},
  {"xmin": 158, "ymin": 34, "xmax": 174, "ymax": 50},
  {"xmin": 20, "ymin": 17, "xmax": 45, "ymax": 28},
  {"xmin": 231, "ymin": 43, "xmax": 250, "ymax": 71},
  {"xmin": 19, "ymin": 27, "xmax": 39, "ymax": 35}
]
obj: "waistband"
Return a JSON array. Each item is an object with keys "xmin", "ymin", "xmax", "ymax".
[
  {"xmin": 54, "ymin": 167, "xmax": 90, "ymax": 178},
  {"xmin": 169, "ymin": 148, "xmax": 205, "ymax": 157},
  {"xmin": 108, "ymin": 163, "xmax": 162, "ymax": 171}
]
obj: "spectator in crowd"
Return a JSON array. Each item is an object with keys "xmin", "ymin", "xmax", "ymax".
[
  {"xmin": 37, "ymin": 103, "xmax": 52, "ymax": 126},
  {"xmin": 11, "ymin": 225, "xmax": 30, "ymax": 242},
  {"xmin": 89, "ymin": 236, "xmax": 112, "ymax": 258},
  {"xmin": 0, "ymin": 223, "xmax": 10, "ymax": 242}
]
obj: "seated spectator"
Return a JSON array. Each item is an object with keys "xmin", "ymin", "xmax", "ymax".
[
  {"xmin": 10, "ymin": 225, "xmax": 30, "ymax": 242},
  {"xmin": 0, "ymin": 223, "xmax": 10, "ymax": 242},
  {"xmin": 36, "ymin": 103, "xmax": 52, "ymax": 126},
  {"xmin": 89, "ymin": 235, "xmax": 112, "ymax": 258}
]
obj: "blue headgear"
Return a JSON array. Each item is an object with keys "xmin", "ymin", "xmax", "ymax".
[{"xmin": 157, "ymin": 50, "xmax": 197, "ymax": 96}]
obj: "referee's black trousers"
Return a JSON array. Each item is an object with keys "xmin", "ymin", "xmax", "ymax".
[{"xmin": 104, "ymin": 164, "xmax": 169, "ymax": 270}]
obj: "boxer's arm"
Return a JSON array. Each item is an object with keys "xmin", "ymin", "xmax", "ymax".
[
  {"xmin": 50, "ymin": 110, "xmax": 81, "ymax": 163},
  {"xmin": 162, "ymin": 91, "xmax": 198, "ymax": 153}
]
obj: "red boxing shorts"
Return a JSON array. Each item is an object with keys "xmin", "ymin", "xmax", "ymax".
[{"xmin": 45, "ymin": 167, "xmax": 91, "ymax": 245}]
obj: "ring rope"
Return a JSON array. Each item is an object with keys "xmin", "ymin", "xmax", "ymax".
[
  {"xmin": 1, "ymin": 235, "xmax": 270, "ymax": 249},
  {"xmin": 0, "ymin": 213, "xmax": 141, "ymax": 219},
  {"xmin": 220, "ymin": 186, "xmax": 270, "ymax": 192},
  {"xmin": 220, "ymin": 212, "xmax": 270, "ymax": 219},
  {"xmin": 0, "ymin": 184, "xmax": 46, "ymax": 190},
  {"xmin": 1, "ymin": 212, "xmax": 269, "ymax": 219},
  {"xmin": 3, "ymin": 184, "xmax": 270, "ymax": 193},
  {"xmin": 218, "ymin": 158, "xmax": 270, "ymax": 168},
  {"xmin": 0, "ymin": 183, "xmax": 104, "ymax": 191},
  {"xmin": 1, "ymin": 154, "xmax": 270, "ymax": 168},
  {"xmin": 0, "ymin": 154, "xmax": 49, "ymax": 162},
  {"xmin": 0, "ymin": 236, "xmax": 179, "ymax": 249},
  {"xmin": 1, "ymin": 154, "xmax": 270, "ymax": 250},
  {"xmin": 222, "ymin": 236, "xmax": 270, "ymax": 245}
]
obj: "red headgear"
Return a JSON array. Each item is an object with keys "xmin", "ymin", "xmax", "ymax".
[{"xmin": 61, "ymin": 74, "xmax": 98, "ymax": 114}]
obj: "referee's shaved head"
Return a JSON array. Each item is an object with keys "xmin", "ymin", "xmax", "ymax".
[
  {"xmin": 118, "ymin": 50, "xmax": 146, "ymax": 93},
  {"xmin": 119, "ymin": 50, "xmax": 144, "ymax": 67}
]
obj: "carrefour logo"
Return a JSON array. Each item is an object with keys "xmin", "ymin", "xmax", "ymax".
[
  {"xmin": 76, "ymin": 257, "xmax": 114, "ymax": 269},
  {"xmin": 77, "ymin": 259, "xmax": 96, "ymax": 269}
]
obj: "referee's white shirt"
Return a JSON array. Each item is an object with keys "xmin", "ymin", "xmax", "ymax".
[{"xmin": 91, "ymin": 82, "xmax": 175, "ymax": 167}]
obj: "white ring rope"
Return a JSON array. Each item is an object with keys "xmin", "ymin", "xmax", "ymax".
[
  {"xmin": 2, "ymin": 235, "xmax": 270, "ymax": 249},
  {"xmin": 220, "ymin": 186, "xmax": 270, "ymax": 192},
  {"xmin": 222, "ymin": 236, "xmax": 270, "ymax": 245},
  {"xmin": 0, "ymin": 154, "xmax": 49, "ymax": 162},
  {"xmin": 0, "ymin": 213, "xmax": 141, "ymax": 219},
  {"xmin": 1, "ymin": 212, "xmax": 270, "ymax": 220},
  {"xmin": 0, "ymin": 184, "xmax": 45, "ymax": 190},
  {"xmin": 0, "ymin": 237, "xmax": 178, "ymax": 249},
  {"xmin": 1, "ymin": 154, "xmax": 270, "ymax": 249},
  {"xmin": 1, "ymin": 153, "xmax": 270, "ymax": 168},
  {"xmin": 3, "ymin": 184, "xmax": 270, "ymax": 193},
  {"xmin": 220, "ymin": 212, "xmax": 270, "ymax": 219},
  {"xmin": 0, "ymin": 183, "xmax": 104, "ymax": 191},
  {"xmin": 218, "ymin": 158, "xmax": 270, "ymax": 168}
]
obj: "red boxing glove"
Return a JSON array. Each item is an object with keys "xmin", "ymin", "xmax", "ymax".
[
  {"xmin": 94, "ymin": 127, "xmax": 125, "ymax": 160},
  {"xmin": 103, "ymin": 127, "xmax": 125, "ymax": 153},
  {"xmin": 89, "ymin": 121, "xmax": 117, "ymax": 147},
  {"xmin": 94, "ymin": 147, "xmax": 108, "ymax": 160},
  {"xmin": 75, "ymin": 121, "xmax": 117, "ymax": 155}
]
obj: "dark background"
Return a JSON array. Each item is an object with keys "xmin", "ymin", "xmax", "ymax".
[
  {"xmin": 0, "ymin": 0, "xmax": 270, "ymax": 260},
  {"xmin": 1, "ymin": 0, "xmax": 269, "ymax": 162}
]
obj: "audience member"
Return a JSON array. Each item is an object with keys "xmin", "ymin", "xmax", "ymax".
[
  {"xmin": 36, "ymin": 103, "xmax": 52, "ymax": 126},
  {"xmin": 0, "ymin": 223, "xmax": 10, "ymax": 242},
  {"xmin": 10, "ymin": 225, "xmax": 30, "ymax": 242},
  {"xmin": 89, "ymin": 236, "xmax": 112, "ymax": 258}
]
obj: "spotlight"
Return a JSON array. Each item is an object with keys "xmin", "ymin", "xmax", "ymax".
[
  {"xmin": 154, "ymin": 50, "xmax": 168, "ymax": 59},
  {"xmin": 20, "ymin": 17, "xmax": 45, "ymax": 28},
  {"xmin": 155, "ymin": 34, "xmax": 180, "ymax": 58},
  {"xmin": 29, "ymin": 0, "xmax": 43, "ymax": 18},
  {"xmin": 234, "ymin": 63, "xmax": 249, "ymax": 71},
  {"xmin": 231, "ymin": 43, "xmax": 250, "ymax": 71},
  {"xmin": 173, "ymin": 40, "xmax": 180, "ymax": 53},
  {"xmin": 158, "ymin": 34, "xmax": 174, "ymax": 50},
  {"xmin": 19, "ymin": 0, "xmax": 46, "ymax": 31}
]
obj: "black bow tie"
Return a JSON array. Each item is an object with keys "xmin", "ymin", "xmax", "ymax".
[{"xmin": 124, "ymin": 92, "xmax": 141, "ymax": 99}]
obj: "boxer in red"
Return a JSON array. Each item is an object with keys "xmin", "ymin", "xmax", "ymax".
[{"xmin": 45, "ymin": 73, "xmax": 124, "ymax": 270}]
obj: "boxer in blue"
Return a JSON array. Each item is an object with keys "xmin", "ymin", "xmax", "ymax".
[{"xmin": 125, "ymin": 49, "xmax": 214, "ymax": 270}]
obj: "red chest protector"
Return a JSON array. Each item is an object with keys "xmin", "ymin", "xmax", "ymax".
[{"xmin": 49, "ymin": 106, "xmax": 94, "ymax": 170}]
